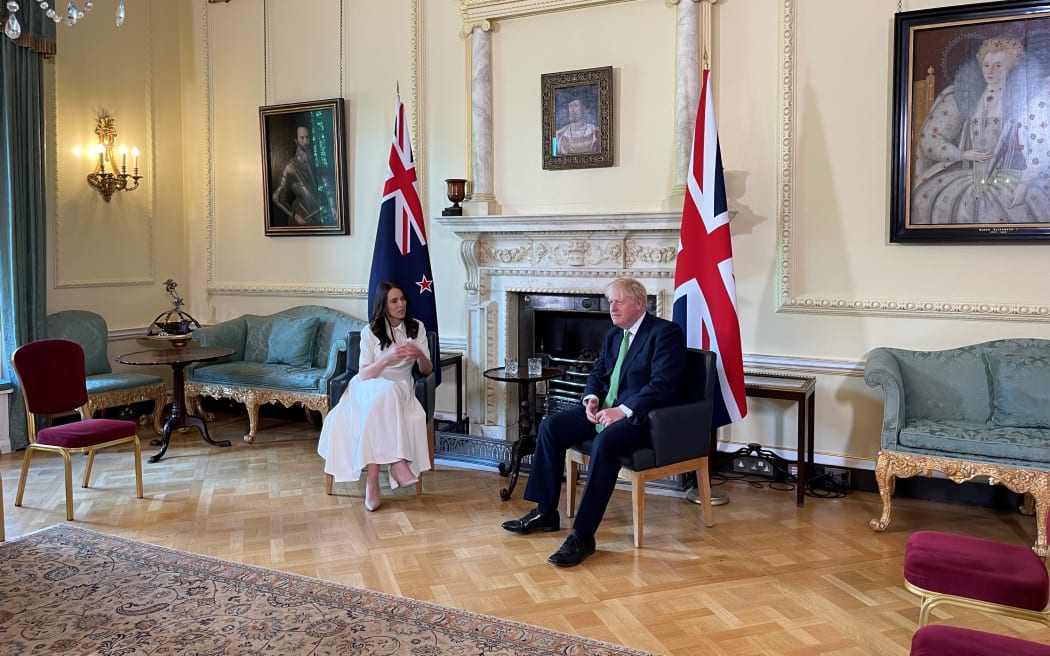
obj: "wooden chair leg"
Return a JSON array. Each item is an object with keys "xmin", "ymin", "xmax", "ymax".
[
  {"xmin": 565, "ymin": 452, "xmax": 581, "ymax": 517},
  {"xmin": 133, "ymin": 437, "xmax": 144, "ymax": 499},
  {"xmin": 83, "ymin": 450, "xmax": 96, "ymax": 488},
  {"xmin": 325, "ymin": 473, "xmax": 334, "ymax": 495},
  {"xmin": 417, "ymin": 421, "xmax": 434, "ymax": 495},
  {"xmin": 631, "ymin": 472, "xmax": 645, "ymax": 549},
  {"xmin": 60, "ymin": 450, "xmax": 75, "ymax": 521},
  {"xmin": 15, "ymin": 448, "xmax": 33, "ymax": 508},
  {"xmin": 696, "ymin": 457, "xmax": 714, "ymax": 528}
]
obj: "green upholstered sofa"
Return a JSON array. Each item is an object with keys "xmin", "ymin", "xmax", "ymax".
[
  {"xmin": 185, "ymin": 305, "xmax": 366, "ymax": 443},
  {"xmin": 864, "ymin": 338, "xmax": 1050, "ymax": 556}
]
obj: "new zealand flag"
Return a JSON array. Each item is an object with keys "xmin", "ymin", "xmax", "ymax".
[{"xmin": 368, "ymin": 101, "xmax": 440, "ymax": 381}]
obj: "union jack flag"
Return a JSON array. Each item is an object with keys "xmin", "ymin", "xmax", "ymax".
[
  {"xmin": 673, "ymin": 69, "xmax": 746, "ymax": 428},
  {"xmin": 369, "ymin": 101, "xmax": 439, "ymax": 376}
]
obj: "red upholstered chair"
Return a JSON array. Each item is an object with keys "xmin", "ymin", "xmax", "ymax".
[
  {"xmin": 911, "ymin": 625, "xmax": 1050, "ymax": 656},
  {"xmin": 904, "ymin": 530, "xmax": 1050, "ymax": 628},
  {"xmin": 11, "ymin": 338, "xmax": 144, "ymax": 521}
]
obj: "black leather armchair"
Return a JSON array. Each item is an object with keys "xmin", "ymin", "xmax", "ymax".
[
  {"xmin": 325, "ymin": 329, "xmax": 439, "ymax": 495},
  {"xmin": 565, "ymin": 348, "xmax": 717, "ymax": 548}
]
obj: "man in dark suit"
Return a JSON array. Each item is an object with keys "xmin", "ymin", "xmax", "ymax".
[{"xmin": 502, "ymin": 277, "xmax": 686, "ymax": 566}]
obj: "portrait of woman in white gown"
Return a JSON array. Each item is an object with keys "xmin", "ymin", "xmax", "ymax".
[
  {"xmin": 317, "ymin": 281, "xmax": 433, "ymax": 511},
  {"xmin": 911, "ymin": 36, "xmax": 1040, "ymax": 224}
]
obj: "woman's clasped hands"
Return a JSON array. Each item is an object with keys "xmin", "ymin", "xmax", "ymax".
[{"xmin": 387, "ymin": 341, "xmax": 424, "ymax": 364}]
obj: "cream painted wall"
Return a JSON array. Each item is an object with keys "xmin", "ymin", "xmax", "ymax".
[
  {"xmin": 490, "ymin": 2, "xmax": 676, "ymax": 213},
  {"xmin": 47, "ymin": 0, "xmax": 187, "ymax": 331},
  {"xmin": 42, "ymin": 0, "xmax": 1050, "ymax": 468}
]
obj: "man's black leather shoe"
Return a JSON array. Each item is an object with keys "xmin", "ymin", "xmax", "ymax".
[
  {"xmin": 501, "ymin": 508, "xmax": 560, "ymax": 534},
  {"xmin": 547, "ymin": 532, "xmax": 596, "ymax": 567}
]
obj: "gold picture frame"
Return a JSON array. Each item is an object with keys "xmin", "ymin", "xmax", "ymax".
[
  {"xmin": 891, "ymin": 0, "xmax": 1050, "ymax": 242},
  {"xmin": 259, "ymin": 98, "xmax": 350, "ymax": 237},
  {"xmin": 541, "ymin": 66, "xmax": 613, "ymax": 170}
]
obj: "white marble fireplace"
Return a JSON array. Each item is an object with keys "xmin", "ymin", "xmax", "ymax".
[{"xmin": 435, "ymin": 211, "xmax": 682, "ymax": 440}]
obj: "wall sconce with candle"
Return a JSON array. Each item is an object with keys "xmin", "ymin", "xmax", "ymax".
[{"xmin": 86, "ymin": 110, "xmax": 142, "ymax": 202}]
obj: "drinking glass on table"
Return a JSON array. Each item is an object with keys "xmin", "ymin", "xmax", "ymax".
[{"xmin": 527, "ymin": 357, "xmax": 543, "ymax": 377}]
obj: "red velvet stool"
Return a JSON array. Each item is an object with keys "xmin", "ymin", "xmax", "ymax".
[
  {"xmin": 911, "ymin": 625, "xmax": 1050, "ymax": 656},
  {"xmin": 904, "ymin": 530, "xmax": 1050, "ymax": 627}
]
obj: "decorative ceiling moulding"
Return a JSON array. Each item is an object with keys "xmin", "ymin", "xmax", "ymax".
[
  {"xmin": 774, "ymin": 0, "xmax": 1050, "ymax": 323},
  {"xmin": 54, "ymin": 1, "xmax": 156, "ymax": 289},
  {"xmin": 204, "ymin": 0, "xmax": 420, "ymax": 299}
]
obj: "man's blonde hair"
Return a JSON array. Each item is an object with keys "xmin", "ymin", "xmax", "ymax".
[{"xmin": 606, "ymin": 277, "xmax": 647, "ymax": 305}]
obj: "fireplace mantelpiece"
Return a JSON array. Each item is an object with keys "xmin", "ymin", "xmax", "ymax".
[{"xmin": 435, "ymin": 211, "xmax": 682, "ymax": 440}]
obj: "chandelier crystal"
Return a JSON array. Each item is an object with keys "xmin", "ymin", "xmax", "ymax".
[{"xmin": 3, "ymin": 0, "xmax": 120, "ymax": 41}]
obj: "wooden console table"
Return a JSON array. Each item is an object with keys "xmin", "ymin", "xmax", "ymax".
[{"xmin": 741, "ymin": 371, "xmax": 817, "ymax": 507}]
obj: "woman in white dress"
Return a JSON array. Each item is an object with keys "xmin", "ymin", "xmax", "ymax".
[{"xmin": 317, "ymin": 281, "xmax": 433, "ymax": 511}]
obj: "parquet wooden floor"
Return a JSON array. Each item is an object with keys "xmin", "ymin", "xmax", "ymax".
[{"xmin": 1, "ymin": 412, "xmax": 1047, "ymax": 655}]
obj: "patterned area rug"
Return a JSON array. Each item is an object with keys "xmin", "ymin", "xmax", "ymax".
[{"xmin": 0, "ymin": 525, "xmax": 654, "ymax": 655}]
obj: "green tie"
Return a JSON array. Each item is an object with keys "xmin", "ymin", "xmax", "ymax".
[{"xmin": 597, "ymin": 330, "xmax": 630, "ymax": 433}]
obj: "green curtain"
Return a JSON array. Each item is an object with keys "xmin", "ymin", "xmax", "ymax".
[{"xmin": 1, "ymin": 3, "xmax": 54, "ymax": 450}]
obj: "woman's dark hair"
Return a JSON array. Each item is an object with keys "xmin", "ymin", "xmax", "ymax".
[{"xmin": 369, "ymin": 281, "xmax": 419, "ymax": 350}]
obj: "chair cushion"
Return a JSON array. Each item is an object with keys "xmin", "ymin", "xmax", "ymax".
[
  {"xmin": 904, "ymin": 531, "xmax": 1049, "ymax": 611},
  {"xmin": 243, "ymin": 314, "xmax": 276, "ymax": 363},
  {"xmin": 573, "ymin": 438, "xmax": 656, "ymax": 471},
  {"xmin": 911, "ymin": 625, "xmax": 1050, "ymax": 656},
  {"xmin": 986, "ymin": 352, "xmax": 1050, "ymax": 429},
  {"xmin": 265, "ymin": 314, "xmax": 319, "ymax": 367},
  {"xmin": 37, "ymin": 419, "xmax": 138, "ymax": 449},
  {"xmin": 897, "ymin": 419, "xmax": 1050, "ymax": 466}
]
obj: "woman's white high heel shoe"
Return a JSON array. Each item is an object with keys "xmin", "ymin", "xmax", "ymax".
[
  {"xmin": 364, "ymin": 485, "xmax": 382, "ymax": 512},
  {"xmin": 390, "ymin": 460, "xmax": 418, "ymax": 488}
]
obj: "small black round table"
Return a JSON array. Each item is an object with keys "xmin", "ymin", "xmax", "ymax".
[
  {"xmin": 483, "ymin": 365, "xmax": 565, "ymax": 500},
  {"xmin": 117, "ymin": 347, "xmax": 235, "ymax": 463}
]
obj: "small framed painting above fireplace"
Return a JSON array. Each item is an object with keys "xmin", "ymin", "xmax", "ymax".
[{"xmin": 541, "ymin": 66, "xmax": 614, "ymax": 171}]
